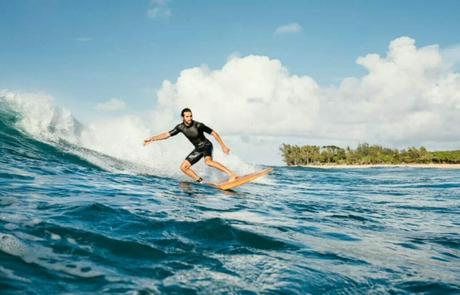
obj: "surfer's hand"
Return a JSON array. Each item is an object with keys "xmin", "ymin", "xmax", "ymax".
[
  {"xmin": 222, "ymin": 146, "xmax": 230, "ymax": 155},
  {"xmin": 143, "ymin": 139, "xmax": 152, "ymax": 146}
]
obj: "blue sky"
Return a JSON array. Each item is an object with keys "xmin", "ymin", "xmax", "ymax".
[{"xmin": 1, "ymin": 0, "xmax": 460, "ymax": 122}]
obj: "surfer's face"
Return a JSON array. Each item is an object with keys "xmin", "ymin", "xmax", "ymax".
[{"xmin": 183, "ymin": 112, "xmax": 193, "ymax": 125}]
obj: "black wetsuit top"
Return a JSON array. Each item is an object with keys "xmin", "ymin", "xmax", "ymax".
[
  {"xmin": 169, "ymin": 121, "xmax": 214, "ymax": 165},
  {"xmin": 169, "ymin": 121, "xmax": 213, "ymax": 147}
]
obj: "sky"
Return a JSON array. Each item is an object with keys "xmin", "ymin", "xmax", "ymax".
[{"xmin": 1, "ymin": 0, "xmax": 460, "ymax": 166}]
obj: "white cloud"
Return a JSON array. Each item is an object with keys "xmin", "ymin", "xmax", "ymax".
[
  {"xmin": 95, "ymin": 98, "xmax": 126, "ymax": 112},
  {"xmin": 442, "ymin": 44, "xmax": 460, "ymax": 67},
  {"xmin": 4, "ymin": 36, "xmax": 460, "ymax": 166},
  {"xmin": 147, "ymin": 0, "xmax": 171, "ymax": 19},
  {"xmin": 151, "ymin": 36, "xmax": 460, "ymax": 164},
  {"xmin": 324, "ymin": 37, "xmax": 460, "ymax": 144},
  {"xmin": 274, "ymin": 23, "xmax": 302, "ymax": 35},
  {"xmin": 151, "ymin": 55, "xmax": 319, "ymax": 136}
]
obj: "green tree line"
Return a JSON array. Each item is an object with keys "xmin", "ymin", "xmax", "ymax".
[{"xmin": 280, "ymin": 143, "xmax": 460, "ymax": 165}]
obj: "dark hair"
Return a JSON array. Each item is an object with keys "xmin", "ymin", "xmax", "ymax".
[{"xmin": 181, "ymin": 108, "xmax": 192, "ymax": 117}]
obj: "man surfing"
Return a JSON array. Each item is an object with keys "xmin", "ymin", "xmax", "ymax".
[{"xmin": 143, "ymin": 108, "xmax": 238, "ymax": 183}]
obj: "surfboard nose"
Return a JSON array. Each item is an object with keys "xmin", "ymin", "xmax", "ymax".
[{"xmin": 217, "ymin": 168, "xmax": 273, "ymax": 190}]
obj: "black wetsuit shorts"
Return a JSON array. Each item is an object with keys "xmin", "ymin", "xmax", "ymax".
[{"xmin": 185, "ymin": 141, "xmax": 213, "ymax": 165}]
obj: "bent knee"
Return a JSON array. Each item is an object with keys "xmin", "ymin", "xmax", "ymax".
[{"xmin": 180, "ymin": 162, "xmax": 191, "ymax": 171}]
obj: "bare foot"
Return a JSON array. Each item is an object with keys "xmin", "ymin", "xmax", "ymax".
[{"xmin": 228, "ymin": 174, "xmax": 239, "ymax": 182}]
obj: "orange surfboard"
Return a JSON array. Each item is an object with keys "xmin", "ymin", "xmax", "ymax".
[{"xmin": 213, "ymin": 168, "xmax": 273, "ymax": 190}]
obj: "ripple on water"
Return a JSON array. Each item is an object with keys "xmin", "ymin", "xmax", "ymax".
[{"xmin": 1, "ymin": 151, "xmax": 460, "ymax": 294}]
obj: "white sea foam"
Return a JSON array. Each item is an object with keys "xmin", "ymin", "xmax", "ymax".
[
  {"xmin": 0, "ymin": 266, "xmax": 31, "ymax": 283},
  {"xmin": 4, "ymin": 223, "xmax": 18, "ymax": 230},
  {"xmin": 0, "ymin": 233, "xmax": 102, "ymax": 278},
  {"xmin": 50, "ymin": 233, "xmax": 61, "ymax": 240},
  {"xmin": 0, "ymin": 90, "xmax": 258, "ymax": 180},
  {"xmin": 0, "ymin": 233, "xmax": 29, "ymax": 258}
]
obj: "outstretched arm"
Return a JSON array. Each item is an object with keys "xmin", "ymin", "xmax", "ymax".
[
  {"xmin": 211, "ymin": 131, "xmax": 231, "ymax": 155},
  {"xmin": 143, "ymin": 132, "xmax": 171, "ymax": 146}
]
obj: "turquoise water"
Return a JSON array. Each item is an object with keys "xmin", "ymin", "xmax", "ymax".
[{"xmin": 1, "ymin": 107, "xmax": 460, "ymax": 294}]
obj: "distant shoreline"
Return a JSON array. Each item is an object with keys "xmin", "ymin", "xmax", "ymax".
[
  {"xmin": 294, "ymin": 164, "xmax": 460, "ymax": 169},
  {"xmin": 280, "ymin": 143, "xmax": 460, "ymax": 167}
]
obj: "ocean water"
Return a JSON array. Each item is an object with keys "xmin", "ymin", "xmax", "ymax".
[{"xmin": 1, "ymin": 96, "xmax": 460, "ymax": 294}]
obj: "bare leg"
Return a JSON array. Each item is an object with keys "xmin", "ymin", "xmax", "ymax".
[
  {"xmin": 204, "ymin": 156, "xmax": 238, "ymax": 182},
  {"xmin": 180, "ymin": 160, "xmax": 201, "ymax": 182}
]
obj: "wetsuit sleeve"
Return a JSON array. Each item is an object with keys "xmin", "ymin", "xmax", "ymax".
[
  {"xmin": 169, "ymin": 125, "xmax": 181, "ymax": 136},
  {"xmin": 197, "ymin": 122, "xmax": 213, "ymax": 134}
]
